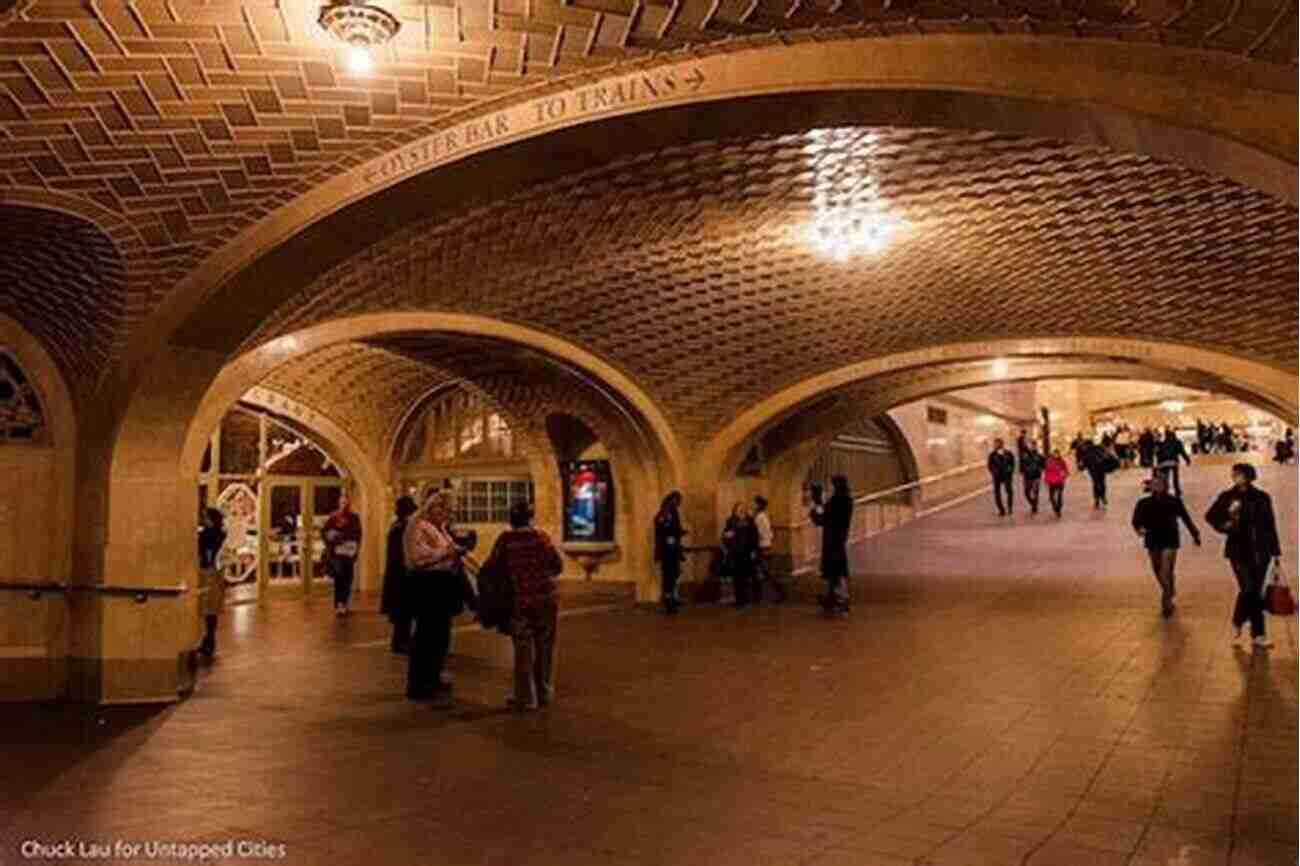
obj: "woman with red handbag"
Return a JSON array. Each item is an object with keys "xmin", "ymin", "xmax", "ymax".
[{"xmin": 1205, "ymin": 463, "xmax": 1283, "ymax": 649}]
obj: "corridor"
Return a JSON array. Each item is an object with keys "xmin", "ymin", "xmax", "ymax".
[{"xmin": 2, "ymin": 464, "xmax": 1294, "ymax": 866}]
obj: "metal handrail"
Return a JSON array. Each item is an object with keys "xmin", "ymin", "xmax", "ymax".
[
  {"xmin": 782, "ymin": 460, "xmax": 987, "ymax": 529},
  {"xmin": 0, "ymin": 581, "xmax": 187, "ymax": 600}
]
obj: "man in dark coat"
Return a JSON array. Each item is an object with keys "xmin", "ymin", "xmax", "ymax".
[
  {"xmin": 654, "ymin": 492, "xmax": 687, "ymax": 614},
  {"xmin": 1155, "ymin": 428, "xmax": 1192, "ymax": 498},
  {"xmin": 1020, "ymin": 441, "xmax": 1046, "ymax": 515},
  {"xmin": 1205, "ymin": 463, "xmax": 1283, "ymax": 648},
  {"xmin": 811, "ymin": 475, "xmax": 854, "ymax": 615},
  {"xmin": 987, "ymin": 438, "xmax": 1016, "ymax": 517},
  {"xmin": 380, "ymin": 496, "xmax": 418, "ymax": 654},
  {"xmin": 1132, "ymin": 475, "xmax": 1201, "ymax": 617},
  {"xmin": 1082, "ymin": 440, "xmax": 1112, "ymax": 508},
  {"xmin": 1137, "ymin": 428, "xmax": 1157, "ymax": 468}
]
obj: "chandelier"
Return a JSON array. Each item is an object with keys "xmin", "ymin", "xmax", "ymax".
[
  {"xmin": 318, "ymin": 0, "xmax": 400, "ymax": 73},
  {"xmin": 802, "ymin": 128, "xmax": 905, "ymax": 261}
]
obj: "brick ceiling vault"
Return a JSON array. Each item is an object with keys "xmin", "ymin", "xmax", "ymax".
[
  {"xmin": 239, "ymin": 127, "xmax": 1298, "ymax": 444},
  {"xmin": 259, "ymin": 334, "xmax": 665, "ymax": 469},
  {"xmin": 0, "ymin": 204, "xmax": 127, "ymax": 392},
  {"xmin": 0, "ymin": 0, "xmax": 1295, "ymax": 393}
]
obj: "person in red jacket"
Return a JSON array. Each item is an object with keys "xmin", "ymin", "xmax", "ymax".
[
  {"xmin": 1043, "ymin": 449, "xmax": 1071, "ymax": 518},
  {"xmin": 479, "ymin": 500, "xmax": 564, "ymax": 711},
  {"xmin": 323, "ymin": 493, "xmax": 362, "ymax": 616}
]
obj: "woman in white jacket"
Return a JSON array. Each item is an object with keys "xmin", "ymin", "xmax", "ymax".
[{"xmin": 752, "ymin": 496, "xmax": 784, "ymax": 602}]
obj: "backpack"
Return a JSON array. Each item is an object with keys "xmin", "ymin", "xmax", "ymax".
[{"xmin": 475, "ymin": 551, "xmax": 513, "ymax": 634}]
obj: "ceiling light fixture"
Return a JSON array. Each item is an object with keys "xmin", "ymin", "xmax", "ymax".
[
  {"xmin": 802, "ymin": 128, "xmax": 906, "ymax": 260},
  {"xmin": 318, "ymin": 0, "xmax": 399, "ymax": 73},
  {"xmin": 990, "ymin": 358, "xmax": 1009, "ymax": 378},
  {"xmin": 1160, "ymin": 400, "xmax": 1186, "ymax": 413}
]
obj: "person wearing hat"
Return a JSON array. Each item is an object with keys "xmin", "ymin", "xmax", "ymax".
[
  {"xmin": 1205, "ymin": 463, "xmax": 1283, "ymax": 648},
  {"xmin": 478, "ymin": 500, "xmax": 564, "ymax": 711}
]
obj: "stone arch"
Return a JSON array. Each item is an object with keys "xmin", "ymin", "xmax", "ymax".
[
  {"xmin": 132, "ymin": 34, "xmax": 1295, "ymax": 390},
  {"xmin": 0, "ymin": 312, "xmax": 77, "ymax": 582},
  {"xmin": 189, "ymin": 313, "xmax": 684, "ymax": 489},
  {"xmin": 239, "ymin": 386, "xmax": 389, "ymax": 586},
  {"xmin": 385, "ymin": 379, "xmax": 569, "ymax": 579}
]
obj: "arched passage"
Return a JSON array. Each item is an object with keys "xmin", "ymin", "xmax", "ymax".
[
  {"xmin": 691, "ymin": 339, "xmax": 1297, "ymax": 579},
  {"xmin": 704, "ymin": 337, "xmax": 1299, "ymax": 484}
]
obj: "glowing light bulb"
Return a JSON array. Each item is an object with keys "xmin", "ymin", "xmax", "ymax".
[
  {"xmin": 991, "ymin": 358, "xmax": 1009, "ymax": 377},
  {"xmin": 347, "ymin": 44, "xmax": 372, "ymax": 74}
]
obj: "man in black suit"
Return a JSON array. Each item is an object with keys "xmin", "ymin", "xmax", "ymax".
[{"xmin": 988, "ymin": 438, "xmax": 1017, "ymax": 517}]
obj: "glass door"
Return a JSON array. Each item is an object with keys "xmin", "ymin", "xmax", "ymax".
[
  {"xmin": 264, "ymin": 483, "xmax": 305, "ymax": 596},
  {"xmin": 216, "ymin": 479, "xmax": 260, "ymax": 604},
  {"xmin": 309, "ymin": 482, "xmax": 344, "ymax": 596}
]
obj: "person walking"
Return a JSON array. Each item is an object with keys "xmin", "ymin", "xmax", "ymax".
[
  {"xmin": 323, "ymin": 493, "xmax": 362, "ymax": 616},
  {"xmin": 811, "ymin": 475, "xmax": 853, "ymax": 615},
  {"xmin": 1131, "ymin": 475, "xmax": 1201, "ymax": 617},
  {"xmin": 1155, "ymin": 428, "xmax": 1192, "ymax": 498},
  {"xmin": 1082, "ymin": 440, "xmax": 1112, "ymax": 508},
  {"xmin": 1115, "ymin": 426, "xmax": 1133, "ymax": 469},
  {"xmin": 1020, "ymin": 440, "xmax": 1046, "ymax": 515},
  {"xmin": 1043, "ymin": 449, "xmax": 1070, "ymax": 518},
  {"xmin": 1071, "ymin": 433, "xmax": 1088, "ymax": 471},
  {"xmin": 1138, "ymin": 428, "xmax": 1157, "ymax": 469},
  {"xmin": 654, "ymin": 491, "xmax": 687, "ymax": 614},
  {"xmin": 1016, "ymin": 428, "xmax": 1030, "ymax": 465},
  {"xmin": 1205, "ymin": 464, "xmax": 1282, "ymax": 649},
  {"xmin": 722, "ymin": 503, "xmax": 759, "ymax": 607},
  {"xmin": 478, "ymin": 500, "xmax": 564, "ymax": 711},
  {"xmin": 402, "ymin": 493, "xmax": 472, "ymax": 700},
  {"xmin": 196, "ymin": 508, "xmax": 227, "ymax": 658},
  {"xmin": 752, "ymin": 496, "xmax": 783, "ymax": 602},
  {"xmin": 987, "ymin": 438, "xmax": 1016, "ymax": 516},
  {"xmin": 380, "ymin": 495, "xmax": 418, "ymax": 654}
]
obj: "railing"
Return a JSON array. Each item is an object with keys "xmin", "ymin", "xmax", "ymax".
[
  {"xmin": 777, "ymin": 460, "xmax": 989, "ymax": 576},
  {"xmin": 0, "ymin": 581, "xmax": 187, "ymax": 603}
]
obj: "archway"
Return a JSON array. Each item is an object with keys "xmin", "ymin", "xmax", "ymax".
[
  {"xmin": 704, "ymin": 338, "xmax": 1299, "ymax": 484},
  {"xmin": 0, "ymin": 314, "xmax": 78, "ymax": 701}
]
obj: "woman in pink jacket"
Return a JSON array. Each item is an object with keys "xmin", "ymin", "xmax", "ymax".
[{"xmin": 1044, "ymin": 450, "xmax": 1071, "ymax": 518}]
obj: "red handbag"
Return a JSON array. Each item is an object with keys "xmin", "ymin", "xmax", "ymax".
[{"xmin": 1264, "ymin": 563, "xmax": 1296, "ymax": 617}]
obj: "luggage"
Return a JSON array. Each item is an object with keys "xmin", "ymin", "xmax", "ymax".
[{"xmin": 1265, "ymin": 563, "xmax": 1296, "ymax": 617}]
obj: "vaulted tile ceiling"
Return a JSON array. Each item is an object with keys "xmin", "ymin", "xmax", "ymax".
[
  {"xmin": 0, "ymin": 0, "xmax": 1295, "ymax": 404},
  {"xmin": 245, "ymin": 127, "xmax": 1298, "ymax": 440}
]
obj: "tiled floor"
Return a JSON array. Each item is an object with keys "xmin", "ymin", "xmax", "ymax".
[{"xmin": 2, "ymin": 463, "xmax": 1295, "ymax": 866}]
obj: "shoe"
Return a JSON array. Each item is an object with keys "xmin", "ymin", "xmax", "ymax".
[
  {"xmin": 506, "ymin": 696, "xmax": 539, "ymax": 711},
  {"xmin": 1252, "ymin": 636, "xmax": 1274, "ymax": 649},
  {"xmin": 1232, "ymin": 625, "xmax": 1246, "ymax": 644},
  {"xmin": 334, "ymin": 604, "xmax": 345, "ymax": 617}
]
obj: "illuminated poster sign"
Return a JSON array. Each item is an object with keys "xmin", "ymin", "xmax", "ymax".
[{"xmin": 560, "ymin": 460, "xmax": 614, "ymax": 543}]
